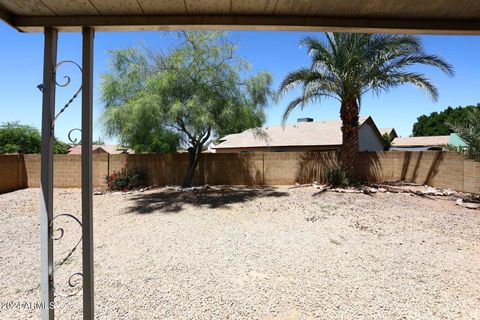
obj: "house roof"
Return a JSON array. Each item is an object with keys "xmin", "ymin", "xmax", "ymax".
[
  {"xmin": 391, "ymin": 136, "xmax": 450, "ymax": 147},
  {"xmin": 378, "ymin": 128, "xmax": 398, "ymax": 138},
  {"xmin": 1, "ymin": 0, "xmax": 479, "ymax": 33},
  {"xmin": 68, "ymin": 144, "xmax": 133, "ymax": 154},
  {"xmin": 213, "ymin": 117, "xmax": 375, "ymax": 149}
]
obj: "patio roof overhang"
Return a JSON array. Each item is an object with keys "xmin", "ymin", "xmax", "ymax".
[
  {"xmin": 4, "ymin": 2, "xmax": 479, "ymax": 320},
  {"xmin": 1, "ymin": 0, "xmax": 480, "ymax": 34}
]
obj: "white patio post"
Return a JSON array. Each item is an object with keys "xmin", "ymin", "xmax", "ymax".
[
  {"xmin": 82, "ymin": 26, "xmax": 95, "ymax": 320},
  {"xmin": 40, "ymin": 27, "xmax": 57, "ymax": 320}
]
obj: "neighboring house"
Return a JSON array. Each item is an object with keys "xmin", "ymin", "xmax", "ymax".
[
  {"xmin": 391, "ymin": 132, "xmax": 466, "ymax": 151},
  {"xmin": 378, "ymin": 128, "xmax": 398, "ymax": 139},
  {"xmin": 68, "ymin": 144, "xmax": 134, "ymax": 154},
  {"xmin": 211, "ymin": 117, "xmax": 384, "ymax": 153}
]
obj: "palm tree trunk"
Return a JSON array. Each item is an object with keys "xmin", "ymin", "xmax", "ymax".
[{"xmin": 339, "ymin": 99, "xmax": 360, "ymax": 177}]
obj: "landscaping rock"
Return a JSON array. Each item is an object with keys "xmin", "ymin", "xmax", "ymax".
[
  {"xmin": 456, "ymin": 198, "xmax": 480, "ymax": 210},
  {"xmin": 464, "ymin": 203, "xmax": 480, "ymax": 210}
]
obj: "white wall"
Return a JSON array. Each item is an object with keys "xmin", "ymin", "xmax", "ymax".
[{"xmin": 359, "ymin": 123, "xmax": 384, "ymax": 151}]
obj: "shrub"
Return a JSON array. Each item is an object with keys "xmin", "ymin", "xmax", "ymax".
[
  {"xmin": 0, "ymin": 121, "xmax": 71, "ymax": 154},
  {"xmin": 382, "ymin": 132, "xmax": 392, "ymax": 150},
  {"xmin": 105, "ymin": 167, "xmax": 146, "ymax": 191},
  {"xmin": 326, "ymin": 169, "xmax": 349, "ymax": 187},
  {"xmin": 448, "ymin": 107, "xmax": 480, "ymax": 161}
]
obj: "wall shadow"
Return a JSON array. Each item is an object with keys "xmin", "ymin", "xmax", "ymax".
[
  {"xmin": 295, "ymin": 151, "xmax": 340, "ymax": 184},
  {"xmin": 399, "ymin": 151, "xmax": 444, "ymax": 185},
  {"xmin": 400, "ymin": 152, "xmax": 412, "ymax": 181},
  {"xmin": 126, "ymin": 186, "xmax": 289, "ymax": 214},
  {"xmin": 201, "ymin": 153, "xmax": 264, "ymax": 186},
  {"xmin": 423, "ymin": 152, "xmax": 444, "ymax": 185},
  {"xmin": 17, "ymin": 154, "xmax": 28, "ymax": 189},
  {"xmin": 121, "ymin": 153, "xmax": 263, "ymax": 187},
  {"xmin": 355, "ymin": 151, "xmax": 383, "ymax": 182}
]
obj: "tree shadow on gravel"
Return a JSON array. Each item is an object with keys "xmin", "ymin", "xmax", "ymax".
[{"xmin": 126, "ymin": 186, "xmax": 289, "ymax": 214}]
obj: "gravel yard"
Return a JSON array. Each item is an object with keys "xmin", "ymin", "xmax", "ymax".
[{"xmin": 1, "ymin": 186, "xmax": 480, "ymax": 319}]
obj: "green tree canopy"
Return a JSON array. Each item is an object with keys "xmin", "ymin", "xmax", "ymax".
[
  {"xmin": 382, "ymin": 133, "xmax": 392, "ymax": 151},
  {"xmin": 448, "ymin": 107, "xmax": 480, "ymax": 160},
  {"xmin": 278, "ymin": 33, "xmax": 453, "ymax": 177},
  {"xmin": 101, "ymin": 31, "xmax": 273, "ymax": 186},
  {"xmin": 412, "ymin": 104, "xmax": 479, "ymax": 136},
  {"xmin": 0, "ymin": 122, "xmax": 69, "ymax": 154}
]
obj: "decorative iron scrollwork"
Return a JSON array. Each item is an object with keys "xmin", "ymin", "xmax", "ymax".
[
  {"xmin": 51, "ymin": 60, "xmax": 83, "ymax": 129},
  {"xmin": 49, "ymin": 213, "xmax": 83, "ymax": 297},
  {"xmin": 67, "ymin": 128, "xmax": 82, "ymax": 147},
  {"xmin": 38, "ymin": 59, "xmax": 84, "ymax": 298},
  {"xmin": 54, "ymin": 273, "xmax": 83, "ymax": 298}
]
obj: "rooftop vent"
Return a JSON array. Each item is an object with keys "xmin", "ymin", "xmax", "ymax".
[{"xmin": 297, "ymin": 118, "xmax": 314, "ymax": 123}]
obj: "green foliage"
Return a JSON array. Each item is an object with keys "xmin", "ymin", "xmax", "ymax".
[
  {"xmin": 53, "ymin": 140, "xmax": 70, "ymax": 154},
  {"xmin": 412, "ymin": 104, "xmax": 479, "ymax": 136},
  {"xmin": 0, "ymin": 122, "xmax": 69, "ymax": 154},
  {"xmin": 278, "ymin": 33, "xmax": 453, "ymax": 175},
  {"xmin": 382, "ymin": 133, "xmax": 392, "ymax": 150},
  {"xmin": 447, "ymin": 107, "xmax": 480, "ymax": 161},
  {"xmin": 105, "ymin": 167, "xmax": 146, "ymax": 191},
  {"xmin": 326, "ymin": 169, "xmax": 349, "ymax": 187},
  {"xmin": 101, "ymin": 31, "xmax": 273, "ymax": 186},
  {"xmin": 100, "ymin": 48, "xmax": 179, "ymax": 153},
  {"xmin": 93, "ymin": 138, "xmax": 105, "ymax": 145},
  {"xmin": 101, "ymin": 32, "xmax": 272, "ymax": 149},
  {"xmin": 0, "ymin": 122, "xmax": 41, "ymax": 154},
  {"xmin": 279, "ymin": 33, "xmax": 453, "ymax": 123}
]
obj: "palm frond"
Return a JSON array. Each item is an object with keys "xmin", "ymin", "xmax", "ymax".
[
  {"xmin": 389, "ymin": 54, "xmax": 454, "ymax": 76},
  {"xmin": 447, "ymin": 108, "xmax": 480, "ymax": 160},
  {"xmin": 385, "ymin": 72, "xmax": 439, "ymax": 101},
  {"xmin": 281, "ymin": 97, "xmax": 305, "ymax": 124},
  {"xmin": 278, "ymin": 32, "xmax": 453, "ymax": 126}
]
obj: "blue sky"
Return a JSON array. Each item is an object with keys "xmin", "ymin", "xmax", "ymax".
[{"xmin": 0, "ymin": 22, "xmax": 479, "ymax": 143}]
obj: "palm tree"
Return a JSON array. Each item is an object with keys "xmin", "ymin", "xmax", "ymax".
[
  {"xmin": 448, "ymin": 107, "xmax": 480, "ymax": 160},
  {"xmin": 278, "ymin": 33, "xmax": 454, "ymax": 177}
]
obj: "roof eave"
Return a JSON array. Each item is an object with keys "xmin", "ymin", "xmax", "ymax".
[
  {"xmin": 4, "ymin": 14, "xmax": 480, "ymax": 34},
  {"xmin": 212, "ymin": 144, "xmax": 342, "ymax": 149}
]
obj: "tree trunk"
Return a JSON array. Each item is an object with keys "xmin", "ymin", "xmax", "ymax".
[
  {"xmin": 182, "ymin": 143, "xmax": 202, "ymax": 188},
  {"xmin": 181, "ymin": 128, "xmax": 211, "ymax": 188},
  {"xmin": 339, "ymin": 99, "xmax": 360, "ymax": 177}
]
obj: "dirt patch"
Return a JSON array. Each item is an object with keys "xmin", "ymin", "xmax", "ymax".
[{"xmin": 1, "ymin": 187, "xmax": 479, "ymax": 319}]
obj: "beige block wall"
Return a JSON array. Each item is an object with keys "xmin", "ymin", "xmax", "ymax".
[
  {"xmin": 0, "ymin": 154, "xmax": 27, "ymax": 193},
  {"xmin": 202, "ymin": 153, "xmax": 264, "ymax": 185},
  {"xmin": 23, "ymin": 154, "xmax": 109, "ymax": 188},
  {"xmin": 464, "ymin": 160, "xmax": 480, "ymax": 193},
  {"xmin": 0, "ymin": 151, "xmax": 479, "ymax": 194}
]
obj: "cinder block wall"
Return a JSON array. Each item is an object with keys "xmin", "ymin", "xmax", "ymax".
[
  {"xmin": 0, "ymin": 151, "xmax": 479, "ymax": 194},
  {"xmin": 0, "ymin": 154, "xmax": 27, "ymax": 193},
  {"xmin": 356, "ymin": 151, "xmax": 469, "ymax": 191},
  {"xmin": 23, "ymin": 154, "xmax": 108, "ymax": 188}
]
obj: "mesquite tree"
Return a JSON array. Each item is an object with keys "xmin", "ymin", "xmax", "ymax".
[{"xmin": 101, "ymin": 31, "xmax": 272, "ymax": 187}]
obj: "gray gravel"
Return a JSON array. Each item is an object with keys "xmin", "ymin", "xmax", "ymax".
[{"xmin": 1, "ymin": 187, "xmax": 479, "ymax": 319}]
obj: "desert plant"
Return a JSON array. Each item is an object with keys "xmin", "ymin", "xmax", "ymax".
[
  {"xmin": 279, "ymin": 33, "xmax": 453, "ymax": 177},
  {"xmin": 382, "ymin": 133, "xmax": 392, "ymax": 150},
  {"xmin": 101, "ymin": 31, "xmax": 273, "ymax": 187},
  {"xmin": 326, "ymin": 169, "xmax": 349, "ymax": 187},
  {"xmin": 105, "ymin": 167, "xmax": 146, "ymax": 191},
  {"xmin": 448, "ymin": 107, "xmax": 480, "ymax": 160}
]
